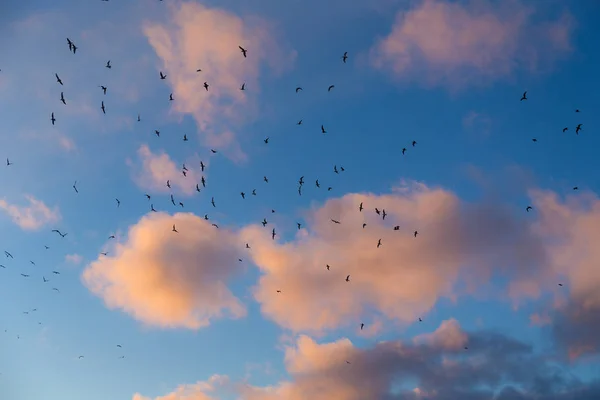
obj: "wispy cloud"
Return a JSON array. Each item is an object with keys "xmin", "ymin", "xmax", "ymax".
[
  {"xmin": 65, "ymin": 253, "xmax": 83, "ymax": 265},
  {"xmin": 370, "ymin": 0, "xmax": 575, "ymax": 89},
  {"xmin": 0, "ymin": 195, "xmax": 61, "ymax": 230},
  {"xmin": 142, "ymin": 1, "xmax": 295, "ymax": 161}
]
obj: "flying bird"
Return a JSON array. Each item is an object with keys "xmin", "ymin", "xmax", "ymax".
[
  {"xmin": 414, "ymin": 231, "xmax": 418, "ymax": 237},
  {"xmin": 295, "ymin": 87, "xmax": 302, "ymax": 93},
  {"xmin": 55, "ymin": 73, "xmax": 63, "ymax": 85},
  {"xmin": 240, "ymin": 83, "xmax": 245, "ymax": 90},
  {"xmin": 211, "ymin": 197, "xmax": 216, "ymax": 207},
  {"xmin": 377, "ymin": 239, "xmax": 382, "ymax": 248},
  {"xmin": 172, "ymin": 225, "xmax": 178, "ymax": 233},
  {"xmin": 272, "ymin": 228, "xmax": 276, "ymax": 240},
  {"xmin": 159, "ymin": 71, "xmax": 166, "ymax": 79},
  {"xmin": 105, "ymin": 60, "xmax": 111, "ymax": 69},
  {"xmin": 526, "ymin": 206, "xmax": 533, "ymax": 212},
  {"xmin": 346, "ymin": 275, "xmax": 350, "ymax": 282},
  {"xmin": 520, "ymin": 91, "xmax": 527, "ymax": 101},
  {"xmin": 331, "ymin": 219, "xmax": 341, "ymax": 224},
  {"xmin": 321, "ymin": 125, "xmax": 327, "ymax": 134},
  {"xmin": 576, "ymin": 124, "xmax": 582, "ymax": 134},
  {"xmin": 562, "ymin": 127, "xmax": 568, "ymax": 132},
  {"xmin": 72, "ymin": 181, "xmax": 78, "ymax": 193},
  {"xmin": 359, "ymin": 202, "xmax": 363, "ymax": 212},
  {"xmin": 169, "ymin": 93, "xmax": 174, "ymax": 101},
  {"xmin": 6, "ymin": 158, "xmax": 12, "ymax": 166},
  {"xmin": 60, "ymin": 92, "xmax": 66, "ymax": 105},
  {"xmin": 204, "ymin": 82, "xmax": 209, "ymax": 91},
  {"xmin": 238, "ymin": 45, "xmax": 247, "ymax": 57},
  {"xmin": 101, "ymin": 101, "xmax": 105, "ymax": 114},
  {"xmin": 51, "ymin": 112, "xmax": 56, "ymax": 125},
  {"xmin": 342, "ymin": 52, "xmax": 348, "ymax": 63},
  {"xmin": 99, "ymin": 85, "xmax": 107, "ymax": 95},
  {"xmin": 328, "ymin": 85, "xmax": 335, "ymax": 92}
]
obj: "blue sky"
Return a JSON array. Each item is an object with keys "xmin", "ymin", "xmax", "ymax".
[{"xmin": 1, "ymin": 0, "xmax": 600, "ymax": 399}]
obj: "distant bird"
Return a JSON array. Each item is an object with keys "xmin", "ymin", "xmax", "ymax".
[
  {"xmin": 321, "ymin": 125, "xmax": 327, "ymax": 134},
  {"xmin": 108, "ymin": 235, "xmax": 115, "ymax": 239},
  {"xmin": 359, "ymin": 202, "xmax": 363, "ymax": 212},
  {"xmin": 558, "ymin": 283, "xmax": 563, "ymax": 286},
  {"xmin": 211, "ymin": 197, "xmax": 216, "ymax": 207},
  {"xmin": 576, "ymin": 124, "xmax": 582, "ymax": 134},
  {"xmin": 53, "ymin": 288, "xmax": 60, "ymax": 293},
  {"xmin": 402, "ymin": 148, "xmax": 407, "ymax": 155},
  {"xmin": 532, "ymin": 138, "xmax": 537, "ymax": 142},
  {"xmin": 272, "ymin": 228, "xmax": 276, "ymax": 240},
  {"xmin": 154, "ymin": 130, "xmax": 160, "ymax": 137},
  {"xmin": 393, "ymin": 226, "xmax": 400, "ymax": 230},
  {"xmin": 196, "ymin": 68, "xmax": 202, "ymax": 72},
  {"xmin": 6, "ymin": 158, "xmax": 12, "ymax": 166},
  {"xmin": 297, "ymin": 222, "xmax": 302, "ymax": 230},
  {"xmin": 72, "ymin": 181, "xmax": 78, "ymax": 193},
  {"xmin": 345, "ymin": 275, "xmax": 350, "ymax": 282},
  {"xmin": 296, "ymin": 87, "xmax": 303, "ymax": 93},
  {"xmin": 183, "ymin": 134, "xmax": 188, "ymax": 141},
  {"xmin": 264, "ymin": 176, "xmax": 269, "ymax": 183},
  {"xmin": 55, "ymin": 73, "xmax": 63, "ymax": 85},
  {"xmin": 419, "ymin": 318, "xmax": 422, "ymax": 322},
  {"xmin": 238, "ymin": 46, "xmax": 247, "ymax": 57},
  {"xmin": 145, "ymin": 194, "xmax": 151, "ymax": 200},
  {"xmin": 159, "ymin": 71, "xmax": 166, "ymax": 80},
  {"xmin": 526, "ymin": 206, "xmax": 533, "ymax": 212},
  {"xmin": 331, "ymin": 219, "xmax": 341, "ymax": 224},
  {"xmin": 115, "ymin": 198, "xmax": 120, "ymax": 207},
  {"xmin": 169, "ymin": 93, "xmax": 174, "ymax": 101},
  {"xmin": 414, "ymin": 230, "xmax": 418, "ymax": 238},
  {"xmin": 240, "ymin": 83, "xmax": 245, "ymax": 90},
  {"xmin": 51, "ymin": 229, "xmax": 68, "ymax": 238},
  {"xmin": 562, "ymin": 127, "xmax": 568, "ymax": 132},
  {"xmin": 252, "ymin": 189, "xmax": 256, "ymax": 195},
  {"xmin": 51, "ymin": 112, "xmax": 56, "ymax": 125},
  {"xmin": 326, "ymin": 264, "xmax": 330, "ymax": 270},
  {"xmin": 101, "ymin": 101, "xmax": 106, "ymax": 114},
  {"xmin": 334, "ymin": 165, "xmax": 339, "ymax": 174},
  {"xmin": 43, "ymin": 276, "xmax": 49, "ymax": 283},
  {"xmin": 166, "ymin": 180, "xmax": 171, "ymax": 188},
  {"xmin": 99, "ymin": 85, "xmax": 107, "ymax": 95},
  {"xmin": 4, "ymin": 251, "xmax": 13, "ymax": 258},
  {"xmin": 575, "ymin": 109, "xmax": 580, "ymax": 113},
  {"xmin": 210, "ymin": 149, "xmax": 217, "ymax": 153},
  {"xmin": 377, "ymin": 239, "xmax": 382, "ymax": 248},
  {"xmin": 200, "ymin": 161, "xmax": 205, "ymax": 171},
  {"xmin": 241, "ymin": 192, "xmax": 246, "ymax": 199},
  {"xmin": 204, "ymin": 82, "xmax": 209, "ymax": 91},
  {"xmin": 137, "ymin": 114, "xmax": 141, "ymax": 122},
  {"xmin": 520, "ymin": 91, "xmax": 527, "ymax": 101},
  {"xmin": 573, "ymin": 186, "xmax": 578, "ymax": 190},
  {"xmin": 328, "ymin": 85, "xmax": 335, "ymax": 92},
  {"xmin": 105, "ymin": 60, "xmax": 111, "ymax": 69},
  {"xmin": 117, "ymin": 344, "xmax": 122, "ymax": 348},
  {"xmin": 382, "ymin": 209, "xmax": 387, "ymax": 220},
  {"xmin": 201, "ymin": 176, "xmax": 206, "ymax": 187},
  {"xmin": 412, "ymin": 140, "xmax": 417, "ymax": 147},
  {"xmin": 315, "ymin": 179, "xmax": 320, "ymax": 188},
  {"xmin": 78, "ymin": 356, "xmax": 84, "ymax": 359},
  {"xmin": 196, "ymin": 184, "xmax": 201, "ymax": 192},
  {"xmin": 60, "ymin": 92, "xmax": 66, "ymax": 105},
  {"xmin": 264, "ymin": 137, "xmax": 269, "ymax": 144},
  {"xmin": 172, "ymin": 225, "xmax": 178, "ymax": 233},
  {"xmin": 21, "ymin": 274, "xmax": 29, "ymax": 278},
  {"xmin": 342, "ymin": 52, "xmax": 348, "ymax": 63},
  {"xmin": 262, "ymin": 218, "xmax": 267, "ymax": 227},
  {"xmin": 375, "ymin": 208, "xmax": 380, "ymax": 215}
]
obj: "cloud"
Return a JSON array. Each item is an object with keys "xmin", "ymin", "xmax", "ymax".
[
  {"xmin": 370, "ymin": 0, "xmax": 574, "ymax": 88},
  {"xmin": 132, "ymin": 144, "xmax": 200, "ymax": 196},
  {"xmin": 65, "ymin": 253, "xmax": 83, "ymax": 265},
  {"xmin": 144, "ymin": 321, "xmax": 599, "ymax": 400},
  {"xmin": 527, "ymin": 189, "xmax": 600, "ymax": 359},
  {"xmin": 0, "ymin": 195, "xmax": 61, "ymax": 230},
  {"xmin": 142, "ymin": 1, "xmax": 295, "ymax": 160},
  {"xmin": 239, "ymin": 181, "xmax": 547, "ymax": 334},
  {"xmin": 81, "ymin": 212, "xmax": 246, "ymax": 330}
]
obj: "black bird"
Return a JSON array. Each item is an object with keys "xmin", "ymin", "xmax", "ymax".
[
  {"xmin": 359, "ymin": 202, "xmax": 363, "ymax": 212},
  {"xmin": 101, "ymin": 101, "xmax": 106, "ymax": 114},
  {"xmin": 375, "ymin": 208, "xmax": 380, "ymax": 215},
  {"xmin": 210, "ymin": 149, "xmax": 217, "ymax": 153},
  {"xmin": 532, "ymin": 138, "xmax": 538, "ymax": 142},
  {"xmin": 393, "ymin": 225, "xmax": 400, "ymax": 230},
  {"xmin": 299, "ymin": 176, "xmax": 304, "ymax": 186},
  {"xmin": 72, "ymin": 181, "xmax": 79, "ymax": 193},
  {"xmin": 298, "ymin": 186, "xmax": 302, "ymax": 196},
  {"xmin": 328, "ymin": 85, "xmax": 335, "ymax": 92},
  {"xmin": 360, "ymin": 323, "xmax": 364, "ymax": 330},
  {"xmin": 264, "ymin": 176, "xmax": 269, "ymax": 183},
  {"xmin": 326, "ymin": 264, "xmax": 330, "ymax": 270},
  {"xmin": 262, "ymin": 218, "xmax": 267, "ymax": 227},
  {"xmin": 155, "ymin": 130, "xmax": 160, "ymax": 137},
  {"xmin": 196, "ymin": 184, "xmax": 201, "ymax": 192},
  {"xmin": 60, "ymin": 92, "xmax": 66, "ymax": 105},
  {"xmin": 51, "ymin": 230, "xmax": 67, "ymax": 238},
  {"xmin": 520, "ymin": 91, "xmax": 527, "ymax": 101},
  {"xmin": 576, "ymin": 124, "xmax": 582, "ymax": 134},
  {"xmin": 272, "ymin": 228, "xmax": 276, "ymax": 240},
  {"xmin": 204, "ymin": 82, "xmax": 209, "ymax": 91},
  {"xmin": 402, "ymin": 148, "xmax": 407, "ymax": 155},
  {"xmin": 414, "ymin": 231, "xmax": 418, "ymax": 238},
  {"xmin": 183, "ymin": 134, "xmax": 188, "ymax": 141},
  {"xmin": 575, "ymin": 109, "xmax": 580, "ymax": 113},
  {"xmin": 196, "ymin": 68, "xmax": 202, "ymax": 72},
  {"xmin": 99, "ymin": 85, "xmax": 107, "ymax": 95},
  {"xmin": 412, "ymin": 140, "xmax": 417, "ymax": 147},
  {"xmin": 252, "ymin": 189, "xmax": 256, "ymax": 195},
  {"xmin": 241, "ymin": 192, "xmax": 246, "ymax": 199},
  {"xmin": 169, "ymin": 93, "xmax": 174, "ymax": 101},
  {"xmin": 321, "ymin": 125, "xmax": 327, "ymax": 134},
  {"xmin": 342, "ymin": 52, "xmax": 348, "ymax": 63},
  {"xmin": 297, "ymin": 222, "xmax": 301, "ymax": 230},
  {"xmin": 159, "ymin": 71, "xmax": 166, "ymax": 80},
  {"xmin": 6, "ymin": 158, "xmax": 12, "ymax": 166},
  {"xmin": 240, "ymin": 83, "xmax": 246, "ymax": 90},
  {"xmin": 264, "ymin": 137, "xmax": 269, "ymax": 144},
  {"xmin": 562, "ymin": 127, "xmax": 568, "ymax": 132},
  {"xmin": 172, "ymin": 225, "xmax": 178, "ymax": 233},
  {"xmin": 105, "ymin": 60, "xmax": 111, "ymax": 69},
  {"xmin": 166, "ymin": 180, "xmax": 171, "ymax": 188},
  {"xmin": 377, "ymin": 239, "xmax": 382, "ymax": 248},
  {"xmin": 4, "ymin": 251, "xmax": 12, "ymax": 258},
  {"xmin": 67, "ymin": 38, "xmax": 73, "ymax": 51},
  {"xmin": 170, "ymin": 194, "xmax": 176, "ymax": 206},
  {"xmin": 145, "ymin": 194, "xmax": 151, "ymax": 200},
  {"xmin": 331, "ymin": 219, "xmax": 341, "ymax": 224},
  {"xmin": 295, "ymin": 87, "xmax": 302, "ymax": 93},
  {"xmin": 55, "ymin": 73, "xmax": 63, "ymax": 85},
  {"xmin": 334, "ymin": 165, "xmax": 339, "ymax": 174},
  {"xmin": 211, "ymin": 197, "xmax": 216, "ymax": 207},
  {"xmin": 573, "ymin": 186, "xmax": 578, "ymax": 190},
  {"xmin": 151, "ymin": 204, "xmax": 157, "ymax": 212},
  {"xmin": 346, "ymin": 275, "xmax": 350, "ymax": 282},
  {"xmin": 526, "ymin": 206, "xmax": 533, "ymax": 212},
  {"xmin": 382, "ymin": 209, "xmax": 387, "ymax": 220},
  {"xmin": 51, "ymin": 112, "xmax": 56, "ymax": 125},
  {"xmin": 200, "ymin": 161, "xmax": 205, "ymax": 171},
  {"xmin": 201, "ymin": 176, "xmax": 206, "ymax": 187},
  {"xmin": 315, "ymin": 179, "xmax": 320, "ymax": 188},
  {"xmin": 239, "ymin": 46, "xmax": 248, "ymax": 57},
  {"xmin": 137, "ymin": 114, "xmax": 141, "ymax": 121}
]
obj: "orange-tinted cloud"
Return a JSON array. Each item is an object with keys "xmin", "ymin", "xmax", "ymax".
[
  {"xmin": 143, "ymin": 1, "xmax": 295, "ymax": 160},
  {"xmin": 133, "ymin": 375, "xmax": 231, "ymax": 400},
  {"xmin": 132, "ymin": 144, "xmax": 201, "ymax": 196},
  {"xmin": 239, "ymin": 181, "xmax": 547, "ymax": 334},
  {"xmin": 0, "ymin": 195, "xmax": 61, "ymax": 230},
  {"xmin": 371, "ymin": 0, "xmax": 574, "ymax": 88},
  {"xmin": 82, "ymin": 212, "xmax": 246, "ymax": 329}
]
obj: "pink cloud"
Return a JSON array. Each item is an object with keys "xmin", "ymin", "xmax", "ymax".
[
  {"xmin": 132, "ymin": 144, "xmax": 201, "ymax": 196},
  {"xmin": 82, "ymin": 212, "xmax": 246, "ymax": 330},
  {"xmin": 371, "ymin": 0, "xmax": 575, "ymax": 88},
  {"xmin": 0, "ymin": 195, "xmax": 61, "ymax": 230},
  {"xmin": 143, "ymin": 1, "xmax": 295, "ymax": 161},
  {"xmin": 239, "ymin": 181, "xmax": 546, "ymax": 334}
]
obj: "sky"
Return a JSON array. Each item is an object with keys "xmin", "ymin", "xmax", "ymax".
[{"xmin": 1, "ymin": 0, "xmax": 600, "ymax": 399}]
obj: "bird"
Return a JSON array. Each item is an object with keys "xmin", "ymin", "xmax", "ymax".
[
  {"xmin": 272, "ymin": 228, "xmax": 276, "ymax": 240},
  {"xmin": 108, "ymin": 235, "xmax": 115, "ymax": 239},
  {"xmin": 204, "ymin": 82, "xmax": 209, "ymax": 91},
  {"xmin": 297, "ymin": 222, "xmax": 302, "ymax": 230},
  {"xmin": 101, "ymin": 101, "xmax": 106, "ymax": 114},
  {"xmin": 105, "ymin": 60, "xmax": 111, "ymax": 69},
  {"xmin": 331, "ymin": 219, "xmax": 341, "ymax": 224},
  {"xmin": 196, "ymin": 184, "xmax": 201, "ymax": 192},
  {"xmin": 52, "ymin": 288, "xmax": 60, "ymax": 293},
  {"xmin": 51, "ymin": 112, "xmax": 56, "ymax": 125},
  {"xmin": 346, "ymin": 275, "xmax": 350, "ymax": 282},
  {"xmin": 52, "ymin": 229, "xmax": 67, "ymax": 237},
  {"xmin": 377, "ymin": 239, "xmax": 382, "ymax": 248},
  {"xmin": 326, "ymin": 264, "xmax": 330, "ymax": 270},
  {"xmin": 402, "ymin": 148, "xmax": 407, "ymax": 155},
  {"xmin": 412, "ymin": 140, "xmax": 417, "ymax": 147},
  {"xmin": 575, "ymin": 109, "xmax": 580, "ymax": 113},
  {"xmin": 382, "ymin": 209, "xmax": 387, "ymax": 220},
  {"xmin": 137, "ymin": 114, "xmax": 141, "ymax": 121},
  {"xmin": 241, "ymin": 192, "xmax": 246, "ymax": 199},
  {"xmin": 573, "ymin": 186, "xmax": 578, "ymax": 190},
  {"xmin": 321, "ymin": 125, "xmax": 327, "ymax": 134},
  {"xmin": 172, "ymin": 225, "xmax": 178, "ymax": 233},
  {"xmin": 342, "ymin": 51, "xmax": 348, "ymax": 63},
  {"xmin": 576, "ymin": 124, "xmax": 582, "ymax": 134},
  {"xmin": 211, "ymin": 197, "xmax": 216, "ymax": 207},
  {"xmin": 169, "ymin": 93, "xmax": 174, "ymax": 101},
  {"xmin": 359, "ymin": 202, "xmax": 363, "ymax": 212},
  {"xmin": 6, "ymin": 158, "xmax": 12, "ymax": 166},
  {"xmin": 262, "ymin": 218, "xmax": 267, "ymax": 227},
  {"xmin": 43, "ymin": 277, "xmax": 48, "ymax": 283},
  {"xmin": 264, "ymin": 137, "xmax": 269, "ymax": 144},
  {"xmin": 183, "ymin": 134, "xmax": 188, "ymax": 141},
  {"xmin": 264, "ymin": 176, "xmax": 269, "ymax": 183},
  {"xmin": 252, "ymin": 189, "xmax": 256, "ymax": 195},
  {"xmin": 159, "ymin": 71, "xmax": 166, "ymax": 80},
  {"xmin": 166, "ymin": 180, "xmax": 171, "ymax": 188},
  {"xmin": 60, "ymin": 92, "xmax": 66, "ymax": 105},
  {"xmin": 72, "ymin": 181, "xmax": 79, "ymax": 193},
  {"xmin": 196, "ymin": 68, "xmax": 202, "ymax": 72},
  {"xmin": 526, "ymin": 206, "xmax": 533, "ymax": 212},
  {"xmin": 414, "ymin": 231, "xmax": 418, "ymax": 237},
  {"xmin": 151, "ymin": 204, "xmax": 157, "ymax": 212},
  {"xmin": 295, "ymin": 87, "xmax": 302, "ymax": 93},
  {"xmin": 558, "ymin": 283, "xmax": 563, "ymax": 286},
  {"xmin": 99, "ymin": 85, "xmax": 107, "ymax": 95},
  {"xmin": 532, "ymin": 138, "xmax": 538, "ymax": 143},
  {"xmin": 328, "ymin": 85, "xmax": 335, "ymax": 92},
  {"xmin": 334, "ymin": 165, "xmax": 339, "ymax": 174},
  {"xmin": 240, "ymin": 83, "xmax": 246, "ymax": 90},
  {"xmin": 520, "ymin": 91, "xmax": 527, "ymax": 101},
  {"xmin": 55, "ymin": 73, "xmax": 63, "ymax": 85},
  {"xmin": 211, "ymin": 149, "xmax": 217, "ymax": 153},
  {"xmin": 4, "ymin": 251, "xmax": 13, "ymax": 258},
  {"xmin": 200, "ymin": 161, "xmax": 205, "ymax": 171},
  {"xmin": 562, "ymin": 127, "xmax": 568, "ymax": 132},
  {"xmin": 239, "ymin": 45, "xmax": 247, "ymax": 57},
  {"xmin": 315, "ymin": 179, "xmax": 320, "ymax": 188},
  {"xmin": 154, "ymin": 130, "xmax": 160, "ymax": 137},
  {"xmin": 21, "ymin": 274, "xmax": 29, "ymax": 278},
  {"xmin": 393, "ymin": 226, "xmax": 400, "ymax": 230},
  {"xmin": 201, "ymin": 176, "xmax": 206, "ymax": 187},
  {"xmin": 375, "ymin": 208, "xmax": 380, "ymax": 215}
]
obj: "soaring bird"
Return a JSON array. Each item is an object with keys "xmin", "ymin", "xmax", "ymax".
[
  {"xmin": 520, "ymin": 91, "xmax": 527, "ymax": 101},
  {"xmin": 211, "ymin": 197, "xmax": 216, "ymax": 207},
  {"xmin": 272, "ymin": 228, "xmax": 276, "ymax": 240},
  {"xmin": 72, "ymin": 181, "xmax": 79, "ymax": 193},
  {"xmin": 342, "ymin": 51, "xmax": 348, "ymax": 63},
  {"xmin": 345, "ymin": 275, "xmax": 350, "ymax": 282},
  {"xmin": 576, "ymin": 124, "xmax": 582, "ymax": 134},
  {"xmin": 240, "ymin": 83, "xmax": 246, "ymax": 91},
  {"xmin": 60, "ymin": 92, "xmax": 66, "ymax": 105},
  {"xmin": 172, "ymin": 225, "xmax": 178, "ymax": 233},
  {"xmin": 377, "ymin": 239, "xmax": 382, "ymax": 248},
  {"xmin": 295, "ymin": 87, "xmax": 302, "ymax": 93},
  {"xmin": 101, "ymin": 101, "xmax": 106, "ymax": 114},
  {"xmin": 328, "ymin": 85, "xmax": 335, "ymax": 92},
  {"xmin": 6, "ymin": 158, "xmax": 12, "ymax": 166},
  {"xmin": 51, "ymin": 112, "xmax": 56, "ymax": 125},
  {"xmin": 239, "ymin": 46, "xmax": 248, "ymax": 57},
  {"xmin": 105, "ymin": 60, "xmax": 111, "ymax": 69},
  {"xmin": 159, "ymin": 71, "xmax": 167, "ymax": 80},
  {"xmin": 99, "ymin": 85, "xmax": 107, "ymax": 95},
  {"xmin": 359, "ymin": 202, "xmax": 363, "ymax": 211},
  {"xmin": 55, "ymin": 73, "xmax": 63, "ymax": 85},
  {"xmin": 321, "ymin": 125, "xmax": 327, "ymax": 134},
  {"xmin": 526, "ymin": 206, "xmax": 533, "ymax": 212},
  {"xmin": 204, "ymin": 82, "xmax": 209, "ymax": 91}
]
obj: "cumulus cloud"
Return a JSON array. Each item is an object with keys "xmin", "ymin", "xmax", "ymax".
[
  {"xmin": 371, "ymin": 0, "xmax": 574, "ymax": 88},
  {"xmin": 142, "ymin": 1, "xmax": 294, "ymax": 160},
  {"xmin": 239, "ymin": 181, "xmax": 547, "ymax": 334},
  {"xmin": 0, "ymin": 195, "xmax": 61, "ymax": 230},
  {"xmin": 141, "ymin": 321, "xmax": 599, "ymax": 400},
  {"xmin": 82, "ymin": 212, "xmax": 246, "ymax": 329},
  {"xmin": 132, "ymin": 144, "xmax": 201, "ymax": 196},
  {"xmin": 133, "ymin": 375, "xmax": 231, "ymax": 400}
]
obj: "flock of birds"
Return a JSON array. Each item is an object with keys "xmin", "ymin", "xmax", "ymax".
[{"xmin": 0, "ymin": 9, "xmax": 586, "ymax": 371}]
